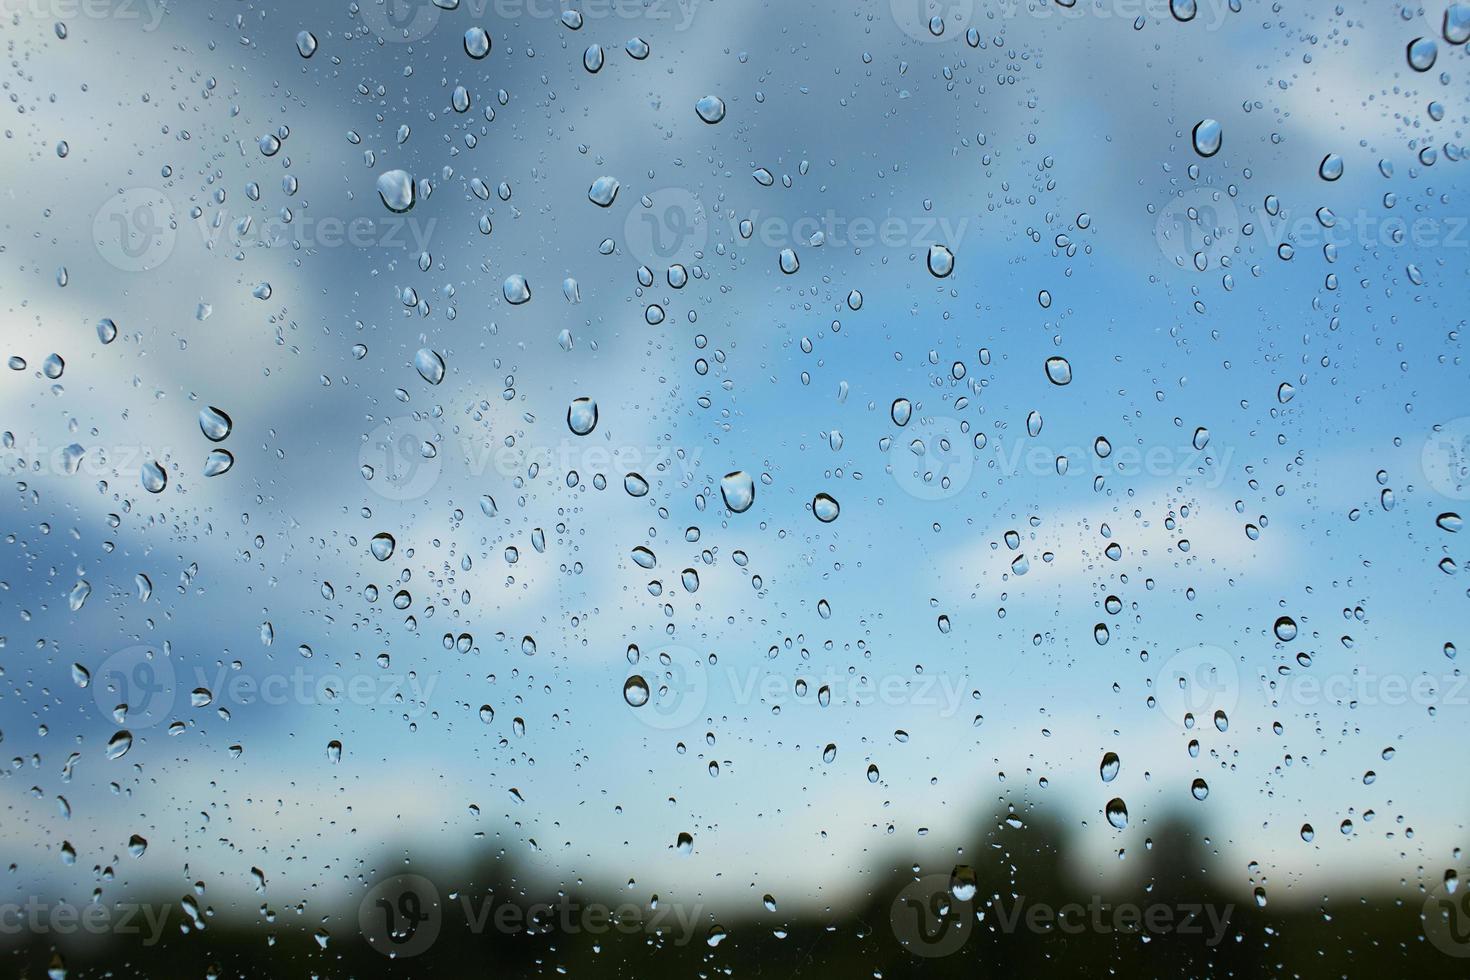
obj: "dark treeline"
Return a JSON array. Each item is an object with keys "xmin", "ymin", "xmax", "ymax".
[{"xmin": 4, "ymin": 806, "xmax": 1458, "ymax": 977}]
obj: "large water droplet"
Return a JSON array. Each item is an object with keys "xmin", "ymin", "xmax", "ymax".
[
  {"xmin": 141, "ymin": 460, "xmax": 167, "ymax": 494},
  {"xmin": 199, "ymin": 406, "xmax": 232, "ymax": 441},
  {"xmin": 926, "ymin": 244, "xmax": 954, "ymax": 278},
  {"xmin": 376, "ymin": 169, "xmax": 415, "ymax": 213},
  {"xmin": 558, "ymin": 398, "xmax": 597, "ymax": 440},
  {"xmin": 414, "ymin": 348, "xmax": 446, "ymax": 385},
  {"xmin": 370, "ymin": 533, "xmax": 396, "ymax": 561},
  {"xmin": 695, "ymin": 95, "xmax": 726, "ymax": 124},
  {"xmin": 624, "ymin": 675, "xmax": 650, "ymax": 707},
  {"xmin": 503, "ymin": 274, "xmax": 532, "ymax": 304},
  {"xmin": 1192, "ymin": 118, "xmax": 1222, "ymax": 157},
  {"xmin": 203, "ymin": 449, "xmax": 234, "ymax": 477},
  {"xmin": 588, "ymin": 176, "xmax": 620, "ymax": 207},
  {"xmin": 721, "ymin": 471, "xmax": 755, "ymax": 513},
  {"xmin": 464, "ymin": 26, "xmax": 491, "ymax": 58},
  {"xmin": 1408, "ymin": 37, "xmax": 1439, "ymax": 71}
]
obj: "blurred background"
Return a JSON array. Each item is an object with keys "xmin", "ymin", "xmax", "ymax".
[{"xmin": 1, "ymin": 0, "xmax": 1468, "ymax": 974}]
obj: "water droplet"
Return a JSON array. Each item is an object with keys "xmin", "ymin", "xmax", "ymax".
[
  {"xmin": 1192, "ymin": 119, "xmax": 1222, "ymax": 157},
  {"xmin": 106, "ymin": 731, "xmax": 133, "ymax": 760},
  {"xmin": 1273, "ymin": 616, "xmax": 1297, "ymax": 642},
  {"xmin": 1318, "ymin": 154, "xmax": 1343, "ymax": 182},
  {"xmin": 376, "ymin": 169, "xmax": 415, "ymax": 213},
  {"xmin": 1408, "ymin": 37, "xmax": 1439, "ymax": 72},
  {"xmin": 503, "ymin": 274, "xmax": 532, "ymax": 304},
  {"xmin": 199, "ymin": 406, "xmax": 232, "ymax": 441},
  {"xmin": 1100, "ymin": 752, "xmax": 1120, "ymax": 783},
  {"xmin": 1105, "ymin": 798, "xmax": 1128, "ymax": 829},
  {"xmin": 588, "ymin": 176, "xmax": 620, "ymax": 207},
  {"xmin": 464, "ymin": 26, "xmax": 491, "ymax": 58},
  {"xmin": 1447, "ymin": 4, "xmax": 1470, "ymax": 44},
  {"xmin": 1044, "ymin": 356, "xmax": 1073, "ymax": 386},
  {"xmin": 370, "ymin": 533, "xmax": 396, "ymax": 561},
  {"xmin": 203, "ymin": 449, "xmax": 234, "ymax": 477},
  {"xmin": 695, "ymin": 95, "xmax": 726, "ymax": 124},
  {"xmin": 891, "ymin": 398, "xmax": 913, "ymax": 426},
  {"xmin": 295, "ymin": 30, "xmax": 318, "ymax": 58},
  {"xmin": 141, "ymin": 460, "xmax": 167, "ymax": 494},
  {"xmin": 926, "ymin": 244, "xmax": 954, "ymax": 278},
  {"xmin": 720, "ymin": 471, "xmax": 755, "ymax": 513},
  {"xmin": 812, "ymin": 493, "xmax": 840, "ymax": 523},
  {"xmin": 567, "ymin": 397, "xmax": 598, "ymax": 435},
  {"xmin": 624, "ymin": 675, "xmax": 650, "ymax": 707}
]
